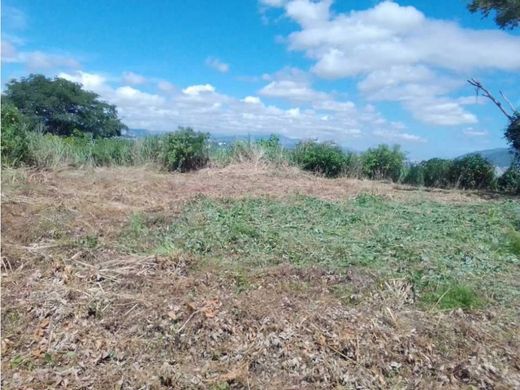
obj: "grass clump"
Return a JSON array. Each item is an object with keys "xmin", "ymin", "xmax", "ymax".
[{"xmin": 422, "ymin": 283, "xmax": 484, "ymax": 310}]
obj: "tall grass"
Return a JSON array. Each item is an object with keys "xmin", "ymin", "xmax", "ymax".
[{"xmin": 26, "ymin": 132, "xmax": 158, "ymax": 168}]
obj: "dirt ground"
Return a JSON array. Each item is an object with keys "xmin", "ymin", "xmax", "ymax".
[{"xmin": 1, "ymin": 165, "xmax": 519, "ymax": 389}]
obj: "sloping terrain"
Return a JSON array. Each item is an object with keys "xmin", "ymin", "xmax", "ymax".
[{"xmin": 1, "ymin": 164, "xmax": 519, "ymax": 389}]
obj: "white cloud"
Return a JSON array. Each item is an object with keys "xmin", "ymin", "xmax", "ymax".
[
  {"xmin": 157, "ymin": 80, "xmax": 175, "ymax": 92},
  {"xmin": 122, "ymin": 71, "xmax": 146, "ymax": 85},
  {"xmin": 205, "ymin": 57, "xmax": 230, "ymax": 73},
  {"xmin": 243, "ymin": 96, "xmax": 262, "ymax": 104},
  {"xmin": 182, "ymin": 84, "xmax": 216, "ymax": 95},
  {"xmin": 373, "ymin": 129, "xmax": 426, "ymax": 143},
  {"xmin": 463, "ymin": 128, "xmax": 488, "ymax": 137},
  {"xmin": 3, "ymin": 39, "xmax": 80, "ymax": 70},
  {"xmin": 259, "ymin": 0, "xmax": 286, "ymax": 7},
  {"xmin": 56, "ymin": 70, "xmax": 417, "ymax": 145},
  {"xmin": 260, "ymin": 79, "xmax": 328, "ymax": 101},
  {"xmin": 58, "ymin": 71, "xmax": 107, "ymax": 92},
  {"xmin": 271, "ymin": 0, "xmax": 520, "ymax": 126},
  {"xmin": 2, "ymin": 6, "xmax": 27, "ymax": 30}
]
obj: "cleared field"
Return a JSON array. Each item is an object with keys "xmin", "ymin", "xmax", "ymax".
[{"xmin": 1, "ymin": 164, "xmax": 519, "ymax": 389}]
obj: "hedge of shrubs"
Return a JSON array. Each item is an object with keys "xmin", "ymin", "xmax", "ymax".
[{"xmin": 1, "ymin": 103, "xmax": 518, "ymax": 193}]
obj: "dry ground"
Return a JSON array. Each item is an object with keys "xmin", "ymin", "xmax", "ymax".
[{"xmin": 1, "ymin": 164, "xmax": 519, "ymax": 389}]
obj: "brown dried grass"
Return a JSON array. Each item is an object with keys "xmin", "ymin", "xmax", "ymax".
[{"xmin": 1, "ymin": 165, "xmax": 518, "ymax": 389}]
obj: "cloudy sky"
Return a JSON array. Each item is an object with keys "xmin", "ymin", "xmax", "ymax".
[{"xmin": 2, "ymin": 0, "xmax": 520, "ymax": 159}]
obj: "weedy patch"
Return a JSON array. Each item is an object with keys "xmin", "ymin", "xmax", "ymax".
[{"xmin": 153, "ymin": 195, "xmax": 520, "ymax": 308}]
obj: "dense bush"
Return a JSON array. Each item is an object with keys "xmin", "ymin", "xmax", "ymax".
[
  {"xmin": 1, "ymin": 103, "xmax": 30, "ymax": 167},
  {"xmin": 449, "ymin": 155, "xmax": 496, "ymax": 190},
  {"xmin": 361, "ymin": 144, "xmax": 405, "ymax": 182},
  {"xmin": 292, "ymin": 141, "xmax": 348, "ymax": 178},
  {"xmin": 160, "ymin": 127, "xmax": 209, "ymax": 171},
  {"xmin": 497, "ymin": 163, "xmax": 520, "ymax": 194},
  {"xmin": 421, "ymin": 158, "xmax": 454, "ymax": 188},
  {"xmin": 403, "ymin": 163, "xmax": 425, "ymax": 186}
]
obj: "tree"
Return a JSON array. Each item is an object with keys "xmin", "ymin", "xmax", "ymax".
[
  {"xmin": 468, "ymin": 0, "xmax": 520, "ymax": 29},
  {"xmin": 3, "ymin": 74, "xmax": 126, "ymax": 137},
  {"xmin": 468, "ymin": 78, "xmax": 519, "ymax": 154}
]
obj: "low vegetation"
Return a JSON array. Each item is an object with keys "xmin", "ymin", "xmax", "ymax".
[{"xmin": 2, "ymin": 166, "xmax": 519, "ymax": 388}]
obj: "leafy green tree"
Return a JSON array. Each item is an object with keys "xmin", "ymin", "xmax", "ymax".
[
  {"xmin": 361, "ymin": 144, "xmax": 405, "ymax": 182},
  {"xmin": 403, "ymin": 163, "xmax": 425, "ymax": 186},
  {"xmin": 497, "ymin": 162, "xmax": 520, "ymax": 194},
  {"xmin": 1, "ymin": 103, "xmax": 30, "ymax": 166},
  {"xmin": 3, "ymin": 74, "xmax": 126, "ymax": 137},
  {"xmin": 468, "ymin": 0, "xmax": 520, "ymax": 29}
]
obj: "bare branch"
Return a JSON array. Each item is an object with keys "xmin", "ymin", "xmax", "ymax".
[
  {"xmin": 467, "ymin": 78, "xmax": 514, "ymax": 122},
  {"xmin": 499, "ymin": 91, "xmax": 517, "ymax": 114}
]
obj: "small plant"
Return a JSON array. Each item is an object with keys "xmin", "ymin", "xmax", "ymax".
[
  {"xmin": 361, "ymin": 144, "xmax": 405, "ymax": 182},
  {"xmin": 449, "ymin": 154, "xmax": 495, "ymax": 190},
  {"xmin": 292, "ymin": 140, "xmax": 348, "ymax": 178},
  {"xmin": 160, "ymin": 127, "xmax": 209, "ymax": 172}
]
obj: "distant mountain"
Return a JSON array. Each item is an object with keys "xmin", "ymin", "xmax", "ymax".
[
  {"xmin": 210, "ymin": 133, "xmax": 301, "ymax": 148},
  {"xmin": 460, "ymin": 148, "xmax": 516, "ymax": 170},
  {"xmin": 123, "ymin": 128, "xmax": 159, "ymax": 138}
]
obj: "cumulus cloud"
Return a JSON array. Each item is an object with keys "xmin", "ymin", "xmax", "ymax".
[
  {"xmin": 57, "ymin": 70, "xmax": 420, "ymax": 144},
  {"xmin": 157, "ymin": 80, "xmax": 175, "ymax": 92},
  {"xmin": 266, "ymin": 0, "xmax": 520, "ymax": 126},
  {"xmin": 182, "ymin": 84, "xmax": 216, "ymax": 95},
  {"xmin": 243, "ymin": 96, "xmax": 262, "ymax": 104},
  {"xmin": 122, "ymin": 71, "xmax": 147, "ymax": 85},
  {"xmin": 205, "ymin": 57, "xmax": 230, "ymax": 73}
]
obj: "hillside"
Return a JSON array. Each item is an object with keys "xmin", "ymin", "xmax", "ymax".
[{"xmin": 2, "ymin": 164, "xmax": 519, "ymax": 388}]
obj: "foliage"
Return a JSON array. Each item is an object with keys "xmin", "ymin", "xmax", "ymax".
[
  {"xmin": 505, "ymin": 113, "xmax": 520, "ymax": 153},
  {"xmin": 143, "ymin": 195, "xmax": 520, "ymax": 308},
  {"xmin": 497, "ymin": 162, "xmax": 520, "ymax": 194},
  {"xmin": 3, "ymin": 74, "xmax": 126, "ymax": 137},
  {"xmin": 403, "ymin": 164, "xmax": 425, "ymax": 186},
  {"xmin": 160, "ymin": 127, "xmax": 209, "ymax": 171},
  {"xmin": 468, "ymin": 0, "xmax": 520, "ymax": 29},
  {"xmin": 292, "ymin": 141, "xmax": 349, "ymax": 178},
  {"xmin": 421, "ymin": 158, "xmax": 455, "ymax": 188},
  {"xmin": 361, "ymin": 144, "xmax": 405, "ymax": 182},
  {"xmin": 449, "ymin": 154, "xmax": 496, "ymax": 189},
  {"xmin": 1, "ymin": 103, "xmax": 30, "ymax": 166}
]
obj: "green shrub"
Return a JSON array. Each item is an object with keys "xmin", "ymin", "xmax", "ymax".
[
  {"xmin": 160, "ymin": 127, "xmax": 209, "ymax": 172},
  {"xmin": 497, "ymin": 163, "xmax": 520, "ymax": 194},
  {"xmin": 403, "ymin": 163, "xmax": 425, "ymax": 186},
  {"xmin": 292, "ymin": 141, "xmax": 348, "ymax": 178},
  {"xmin": 421, "ymin": 158, "xmax": 454, "ymax": 188},
  {"xmin": 449, "ymin": 154, "xmax": 496, "ymax": 190},
  {"xmin": 91, "ymin": 138, "xmax": 135, "ymax": 166},
  {"xmin": 1, "ymin": 103, "xmax": 31, "ymax": 167},
  {"xmin": 361, "ymin": 144, "xmax": 405, "ymax": 182}
]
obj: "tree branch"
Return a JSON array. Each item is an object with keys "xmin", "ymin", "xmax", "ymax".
[{"xmin": 467, "ymin": 78, "xmax": 514, "ymax": 122}]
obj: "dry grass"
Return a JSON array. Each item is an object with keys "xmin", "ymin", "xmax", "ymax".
[{"xmin": 2, "ymin": 165, "xmax": 519, "ymax": 389}]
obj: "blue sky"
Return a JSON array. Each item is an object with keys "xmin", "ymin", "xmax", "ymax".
[{"xmin": 2, "ymin": 0, "xmax": 519, "ymax": 159}]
